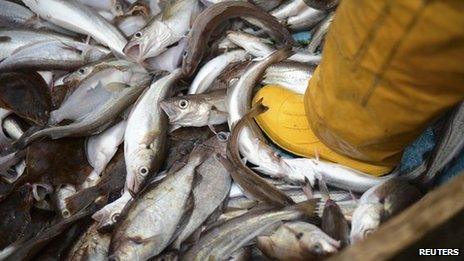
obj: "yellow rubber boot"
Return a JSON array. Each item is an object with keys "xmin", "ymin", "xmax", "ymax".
[{"xmin": 252, "ymin": 85, "xmax": 393, "ymax": 176}]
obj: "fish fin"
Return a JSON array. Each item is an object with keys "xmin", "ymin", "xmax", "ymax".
[
  {"xmin": 65, "ymin": 185, "xmax": 100, "ymax": 215},
  {"xmin": 318, "ymin": 176, "xmax": 331, "ymax": 201},
  {"xmin": 168, "ymin": 192, "xmax": 195, "ymax": 248},
  {"xmin": 302, "ymin": 177, "xmax": 314, "ymax": 200},
  {"xmin": 288, "ymin": 198, "xmax": 320, "ymax": 217},
  {"xmin": 104, "ymin": 82, "xmax": 129, "ymax": 92},
  {"xmin": 349, "ymin": 189, "xmax": 359, "ymax": 203},
  {"xmin": 208, "ymin": 124, "xmax": 218, "ymax": 135}
]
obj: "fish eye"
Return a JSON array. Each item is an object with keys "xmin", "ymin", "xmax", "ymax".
[
  {"xmin": 182, "ymin": 50, "xmax": 188, "ymax": 57},
  {"xmin": 139, "ymin": 166, "xmax": 149, "ymax": 176},
  {"xmin": 364, "ymin": 229, "xmax": 374, "ymax": 236},
  {"xmin": 311, "ymin": 243, "xmax": 323, "ymax": 254},
  {"xmin": 134, "ymin": 31, "xmax": 142, "ymax": 38},
  {"xmin": 78, "ymin": 68, "xmax": 86, "ymax": 74},
  {"xmin": 111, "ymin": 213, "xmax": 120, "ymax": 223},
  {"xmin": 178, "ymin": 99, "xmax": 189, "ymax": 109},
  {"xmin": 115, "ymin": 4, "xmax": 122, "ymax": 11},
  {"xmin": 217, "ymin": 132, "xmax": 229, "ymax": 141}
]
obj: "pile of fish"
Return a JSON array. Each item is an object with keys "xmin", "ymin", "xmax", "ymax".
[{"xmin": 2, "ymin": 0, "xmax": 457, "ymax": 260}]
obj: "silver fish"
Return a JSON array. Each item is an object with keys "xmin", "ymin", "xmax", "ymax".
[
  {"xmin": 350, "ymin": 179, "xmax": 421, "ymax": 243},
  {"xmin": 0, "ymin": 28, "xmax": 74, "ymax": 61},
  {"xmin": 257, "ymin": 221, "xmax": 339, "ymax": 260},
  {"xmin": 421, "ymin": 102, "xmax": 464, "ymax": 185},
  {"xmin": 145, "ymin": 38, "xmax": 187, "ymax": 72},
  {"xmin": 124, "ymin": 0, "xmax": 199, "ymax": 62},
  {"xmin": 161, "ymin": 89, "xmax": 227, "ymax": 129},
  {"xmin": 270, "ymin": 0, "xmax": 307, "ymax": 20},
  {"xmin": 124, "ymin": 69, "xmax": 182, "ymax": 193},
  {"xmin": 172, "ymin": 132, "xmax": 232, "ymax": 249},
  {"xmin": 0, "ymin": 40, "xmax": 109, "ymax": 71},
  {"xmin": 115, "ymin": 15, "xmax": 148, "ymax": 37},
  {"xmin": 109, "ymin": 145, "xmax": 209, "ymax": 260},
  {"xmin": 91, "ymin": 70, "xmax": 181, "ymax": 229},
  {"xmin": 67, "ymin": 222, "xmax": 111, "ymax": 261},
  {"xmin": 226, "ymin": 30, "xmax": 321, "ymax": 64},
  {"xmin": 188, "ymin": 50, "xmax": 249, "ymax": 94},
  {"xmin": 83, "ymin": 120, "xmax": 127, "ymax": 188},
  {"xmin": 10, "ymin": 74, "xmax": 151, "ymax": 153},
  {"xmin": 262, "ymin": 61, "xmax": 314, "ymax": 94},
  {"xmin": 308, "ymin": 12, "xmax": 334, "ymax": 53},
  {"xmin": 182, "ymin": 200, "xmax": 319, "ymax": 260},
  {"xmin": 54, "ymin": 184, "xmax": 77, "ymax": 218},
  {"xmin": 77, "ymin": 0, "xmax": 126, "ymax": 17},
  {"xmin": 50, "ymin": 61, "xmax": 147, "ymax": 124},
  {"xmin": 22, "ymin": 0, "xmax": 128, "ymax": 57},
  {"xmin": 286, "ymin": 6, "xmax": 327, "ymax": 31}
]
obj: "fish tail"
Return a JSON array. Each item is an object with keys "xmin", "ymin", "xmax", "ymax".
[
  {"xmin": 65, "ymin": 185, "xmax": 100, "ymax": 215},
  {"xmin": 289, "ymin": 198, "xmax": 321, "ymax": 217}
]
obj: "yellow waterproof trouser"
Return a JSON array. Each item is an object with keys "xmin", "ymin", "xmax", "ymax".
[{"xmin": 254, "ymin": 0, "xmax": 464, "ymax": 176}]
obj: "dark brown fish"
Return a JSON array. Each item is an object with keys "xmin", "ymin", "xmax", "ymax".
[
  {"xmin": 209, "ymin": 61, "xmax": 252, "ymax": 91},
  {"xmin": 0, "ymin": 71, "xmax": 51, "ymax": 126},
  {"xmin": 0, "ymin": 184, "xmax": 34, "ymax": 249},
  {"xmin": 302, "ymin": 0, "xmax": 339, "ymax": 10},
  {"xmin": 50, "ymin": 84, "xmax": 74, "ymax": 110},
  {"xmin": 65, "ymin": 147, "xmax": 126, "ymax": 215},
  {"xmin": 163, "ymin": 126, "xmax": 215, "ymax": 171},
  {"xmin": 25, "ymin": 137, "xmax": 92, "ymax": 187},
  {"xmin": 321, "ymin": 199, "xmax": 350, "ymax": 248},
  {"xmin": 222, "ymin": 99, "xmax": 294, "ymax": 207},
  {"xmin": 182, "ymin": 1, "xmax": 294, "ymax": 77}
]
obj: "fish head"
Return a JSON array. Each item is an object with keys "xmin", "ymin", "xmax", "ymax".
[
  {"xmin": 203, "ymin": 132, "xmax": 230, "ymax": 156},
  {"xmin": 111, "ymin": 0, "xmax": 126, "ymax": 17},
  {"xmin": 124, "ymin": 20, "xmax": 175, "ymax": 63},
  {"xmin": 160, "ymin": 96, "xmax": 210, "ymax": 126},
  {"xmin": 126, "ymin": 148, "xmax": 156, "ymax": 193},
  {"xmin": 181, "ymin": 47, "xmax": 199, "ymax": 77},
  {"xmin": 64, "ymin": 64, "xmax": 96, "ymax": 86},
  {"xmin": 350, "ymin": 203, "xmax": 384, "ymax": 243},
  {"xmin": 300, "ymin": 228, "xmax": 340, "ymax": 257}
]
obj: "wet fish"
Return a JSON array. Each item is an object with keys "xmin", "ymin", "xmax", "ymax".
[
  {"xmin": 55, "ymin": 184, "xmax": 77, "ymax": 218},
  {"xmin": 77, "ymin": 0, "xmax": 126, "ymax": 17},
  {"xmin": 67, "ymin": 222, "xmax": 111, "ymax": 261},
  {"xmin": 0, "ymin": 184, "xmax": 34, "ymax": 249},
  {"xmin": 115, "ymin": 15, "xmax": 148, "ymax": 37},
  {"xmin": 225, "ymin": 99, "xmax": 294, "ymax": 206},
  {"xmin": 0, "ymin": 28, "xmax": 74, "ymax": 61},
  {"xmin": 83, "ymin": 120, "xmax": 126, "ymax": 188},
  {"xmin": 302, "ymin": 0, "xmax": 340, "ymax": 10},
  {"xmin": 227, "ymin": 30, "xmax": 322, "ymax": 64},
  {"xmin": 124, "ymin": 0, "xmax": 199, "ymax": 62},
  {"xmin": 109, "ymin": 145, "xmax": 210, "ymax": 260},
  {"xmin": 350, "ymin": 179, "xmax": 422, "ymax": 243},
  {"xmin": 208, "ymin": 61, "xmax": 250, "ymax": 91},
  {"xmin": 182, "ymin": 1, "xmax": 294, "ymax": 77},
  {"xmin": 188, "ymin": 50, "xmax": 249, "ymax": 94},
  {"xmin": 0, "ymin": 40, "xmax": 109, "ymax": 71},
  {"xmin": 172, "ymin": 132, "xmax": 232, "ymax": 249},
  {"xmin": 182, "ymin": 199, "xmax": 319, "ymax": 260},
  {"xmin": 270, "ymin": 0, "xmax": 307, "ymax": 20},
  {"xmin": 0, "ymin": 1, "xmax": 73, "ymax": 33},
  {"xmin": 421, "ymin": 102, "xmax": 464, "ymax": 186},
  {"xmin": 65, "ymin": 147, "xmax": 126, "ymax": 216},
  {"xmin": 50, "ymin": 60, "xmax": 147, "ymax": 124},
  {"xmin": 262, "ymin": 61, "xmax": 314, "ymax": 94},
  {"xmin": 164, "ymin": 126, "xmax": 214, "ymax": 170},
  {"xmin": 286, "ymin": 6, "xmax": 327, "ymax": 31},
  {"xmin": 124, "ymin": 69, "xmax": 181, "ymax": 193},
  {"xmin": 320, "ymin": 179, "xmax": 350, "ymax": 247},
  {"xmin": 308, "ymin": 12, "xmax": 334, "ymax": 53},
  {"xmin": 22, "ymin": 0, "xmax": 128, "ymax": 57},
  {"xmin": 257, "ymin": 221, "xmax": 339, "ymax": 260},
  {"xmin": 9, "ymin": 74, "xmax": 151, "ymax": 153},
  {"xmin": 0, "ymin": 71, "xmax": 52, "ymax": 126},
  {"xmin": 161, "ymin": 89, "xmax": 227, "ymax": 129},
  {"xmin": 91, "ymin": 70, "xmax": 181, "ymax": 229},
  {"xmin": 145, "ymin": 38, "xmax": 187, "ymax": 72}
]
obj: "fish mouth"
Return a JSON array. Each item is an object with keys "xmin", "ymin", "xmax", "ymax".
[{"xmin": 123, "ymin": 41, "xmax": 143, "ymax": 63}]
